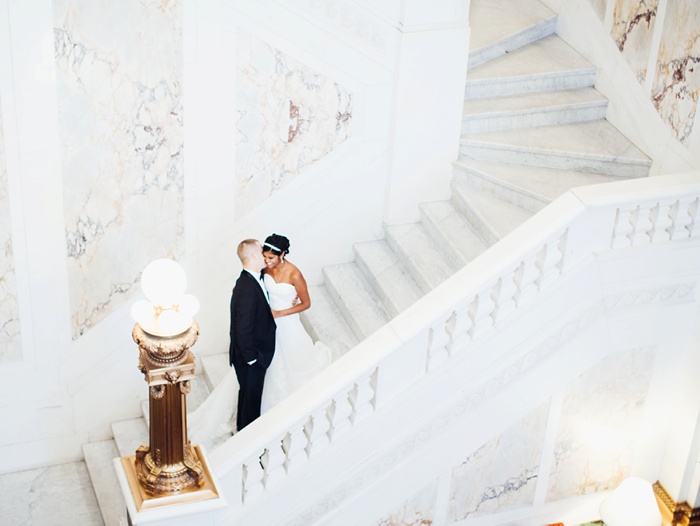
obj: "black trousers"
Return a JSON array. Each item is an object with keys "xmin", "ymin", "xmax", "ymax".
[{"xmin": 234, "ymin": 361, "xmax": 267, "ymax": 431}]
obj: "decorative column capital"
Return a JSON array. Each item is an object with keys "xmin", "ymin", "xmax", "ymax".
[{"xmin": 133, "ymin": 321, "xmax": 199, "ymax": 366}]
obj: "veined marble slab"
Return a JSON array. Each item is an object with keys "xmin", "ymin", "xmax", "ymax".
[
  {"xmin": 0, "ymin": 103, "xmax": 21, "ymax": 363},
  {"xmin": 611, "ymin": 0, "xmax": 659, "ymax": 83},
  {"xmin": 235, "ymin": 30, "xmax": 353, "ymax": 219},
  {"xmin": 53, "ymin": 0, "xmax": 184, "ymax": 339},
  {"xmin": 448, "ymin": 403, "xmax": 549, "ymax": 520},
  {"xmin": 651, "ymin": 0, "xmax": 700, "ymax": 144},
  {"xmin": 546, "ymin": 347, "xmax": 654, "ymax": 501},
  {"xmin": 374, "ymin": 479, "xmax": 438, "ymax": 526}
]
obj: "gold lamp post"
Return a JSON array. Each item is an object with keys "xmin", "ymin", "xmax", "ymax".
[{"xmin": 120, "ymin": 259, "xmax": 220, "ymax": 512}]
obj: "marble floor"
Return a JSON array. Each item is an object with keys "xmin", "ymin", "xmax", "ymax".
[{"xmin": 0, "ymin": 461, "xmax": 104, "ymax": 525}]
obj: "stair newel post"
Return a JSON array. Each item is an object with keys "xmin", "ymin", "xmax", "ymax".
[
  {"xmin": 117, "ymin": 259, "xmax": 221, "ymax": 516},
  {"xmin": 132, "ymin": 322, "xmax": 202, "ymax": 495}
]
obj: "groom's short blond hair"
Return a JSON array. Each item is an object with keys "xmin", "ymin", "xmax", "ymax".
[{"xmin": 237, "ymin": 239, "xmax": 261, "ymax": 264}]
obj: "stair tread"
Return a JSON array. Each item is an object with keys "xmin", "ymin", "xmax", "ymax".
[
  {"xmin": 453, "ymin": 184, "xmax": 535, "ymax": 240},
  {"xmin": 386, "ymin": 223, "xmax": 457, "ymax": 292},
  {"xmin": 303, "ymin": 284, "xmax": 359, "ymax": 361},
  {"xmin": 82, "ymin": 440, "xmax": 126, "ymax": 526},
  {"xmin": 468, "ymin": 34, "xmax": 594, "ymax": 82},
  {"xmin": 462, "ymin": 120, "xmax": 651, "ymax": 165},
  {"xmin": 463, "ymin": 87, "xmax": 607, "ymax": 118},
  {"xmin": 354, "ymin": 240, "xmax": 424, "ymax": 317},
  {"xmin": 323, "ymin": 264, "xmax": 389, "ymax": 340},
  {"xmin": 420, "ymin": 201, "xmax": 490, "ymax": 264},
  {"xmin": 454, "ymin": 159, "xmax": 622, "ymax": 201},
  {"xmin": 111, "ymin": 418, "xmax": 149, "ymax": 458},
  {"xmin": 470, "ymin": 0, "xmax": 556, "ymax": 54}
]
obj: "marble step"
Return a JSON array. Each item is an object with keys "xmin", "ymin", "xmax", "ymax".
[
  {"xmin": 385, "ymin": 222, "xmax": 458, "ymax": 294},
  {"xmin": 453, "ymin": 159, "xmax": 621, "ymax": 211},
  {"xmin": 111, "ymin": 418, "xmax": 149, "ymax": 458},
  {"xmin": 303, "ymin": 284, "xmax": 359, "ymax": 361},
  {"xmin": 322, "ymin": 263, "xmax": 389, "ymax": 341},
  {"xmin": 451, "ymin": 183, "xmax": 535, "ymax": 246},
  {"xmin": 419, "ymin": 200, "xmax": 490, "ymax": 269},
  {"xmin": 465, "ymin": 34, "xmax": 596, "ymax": 99},
  {"xmin": 462, "ymin": 87, "xmax": 608, "ymax": 134},
  {"xmin": 353, "ymin": 240, "xmax": 424, "ymax": 318},
  {"xmin": 469, "ymin": 0, "xmax": 557, "ymax": 69},
  {"xmin": 460, "ymin": 120, "xmax": 652, "ymax": 177},
  {"xmin": 82, "ymin": 440, "xmax": 127, "ymax": 526}
]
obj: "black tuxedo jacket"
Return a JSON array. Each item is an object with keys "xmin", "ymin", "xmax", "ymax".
[{"xmin": 229, "ymin": 270, "xmax": 276, "ymax": 369}]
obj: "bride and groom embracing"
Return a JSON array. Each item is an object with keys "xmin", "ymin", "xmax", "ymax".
[{"xmin": 188, "ymin": 234, "xmax": 331, "ymax": 448}]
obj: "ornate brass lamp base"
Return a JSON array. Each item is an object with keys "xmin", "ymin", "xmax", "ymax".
[
  {"xmin": 121, "ymin": 444, "xmax": 219, "ymax": 512},
  {"xmin": 134, "ymin": 442, "xmax": 204, "ymax": 496}
]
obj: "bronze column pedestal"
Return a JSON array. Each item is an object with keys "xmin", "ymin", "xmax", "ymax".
[{"xmin": 120, "ymin": 321, "xmax": 220, "ymax": 512}]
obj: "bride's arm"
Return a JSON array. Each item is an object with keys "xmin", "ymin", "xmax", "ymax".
[{"xmin": 272, "ymin": 266, "xmax": 311, "ymax": 318}]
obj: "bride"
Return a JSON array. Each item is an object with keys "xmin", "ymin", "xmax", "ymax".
[
  {"xmin": 260, "ymin": 233, "xmax": 331, "ymax": 413},
  {"xmin": 188, "ymin": 233, "xmax": 331, "ymax": 450}
]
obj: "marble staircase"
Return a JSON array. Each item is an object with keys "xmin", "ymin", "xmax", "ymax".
[
  {"xmin": 301, "ymin": 0, "xmax": 650, "ymax": 361},
  {"xmin": 81, "ymin": 0, "xmax": 653, "ymax": 523}
]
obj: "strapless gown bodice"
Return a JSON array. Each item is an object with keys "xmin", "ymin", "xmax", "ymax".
[{"xmin": 264, "ymin": 275, "xmax": 298, "ymax": 311}]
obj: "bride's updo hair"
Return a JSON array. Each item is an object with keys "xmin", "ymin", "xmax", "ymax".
[{"xmin": 263, "ymin": 233, "xmax": 290, "ymax": 256}]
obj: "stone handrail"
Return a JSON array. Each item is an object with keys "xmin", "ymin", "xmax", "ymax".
[{"xmin": 209, "ymin": 172, "xmax": 700, "ymax": 517}]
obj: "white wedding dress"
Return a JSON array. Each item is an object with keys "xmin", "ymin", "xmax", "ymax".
[
  {"xmin": 188, "ymin": 274, "xmax": 331, "ymax": 450},
  {"xmin": 260, "ymin": 274, "xmax": 332, "ymax": 413}
]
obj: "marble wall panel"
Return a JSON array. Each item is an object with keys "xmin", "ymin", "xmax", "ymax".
[
  {"xmin": 53, "ymin": 0, "xmax": 184, "ymax": 338},
  {"xmin": 374, "ymin": 479, "xmax": 438, "ymax": 526},
  {"xmin": 610, "ymin": 0, "xmax": 658, "ymax": 83},
  {"xmin": 448, "ymin": 403, "xmax": 550, "ymax": 521},
  {"xmin": 546, "ymin": 347, "xmax": 654, "ymax": 501},
  {"xmin": 651, "ymin": 0, "xmax": 700, "ymax": 144},
  {"xmin": 0, "ymin": 103, "xmax": 21, "ymax": 363},
  {"xmin": 235, "ymin": 30, "xmax": 353, "ymax": 219}
]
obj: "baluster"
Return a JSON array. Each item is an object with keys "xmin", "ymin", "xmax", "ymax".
[
  {"xmin": 282, "ymin": 424, "xmax": 309, "ymax": 474},
  {"xmin": 427, "ymin": 315, "xmax": 451, "ymax": 371},
  {"xmin": 349, "ymin": 370, "xmax": 377, "ymax": 424},
  {"xmin": 328, "ymin": 391, "xmax": 353, "ymax": 440},
  {"xmin": 304, "ymin": 405, "xmax": 331, "ymax": 457},
  {"xmin": 450, "ymin": 301, "xmax": 474, "ymax": 352},
  {"xmin": 513, "ymin": 255, "xmax": 539, "ymax": 306},
  {"xmin": 470, "ymin": 285, "xmax": 496, "ymax": 340},
  {"xmin": 650, "ymin": 202, "xmax": 673, "ymax": 243},
  {"xmin": 611, "ymin": 207, "xmax": 634, "ymax": 248},
  {"xmin": 631, "ymin": 205, "xmax": 653, "ymax": 246},
  {"xmin": 670, "ymin": 197, "xmax": 699, "ymax": 240},
  {"xmin": 491, "ymin": 271, "xmax": 517, "ymax": 324},
  {"xmin": 536, "ymin": 235, "xmax": 564, "ymax": 289},
  {"xmin": 668, "ymin": 199, "xmax": 692, "ymax": 240},
  {"xmin": 242, "ymin": 451, "xmax": 266, "ymax": 502},
  {"xmin": 688, "ymin": 197, "xmax": 700, "ymax": 238},
  {"xmin": 261, "ymin": 440, "xmax": 286, "ymax": 487}
]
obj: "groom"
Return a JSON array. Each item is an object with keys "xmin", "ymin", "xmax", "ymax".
[{"xmin": 229, "ymin": 239, "xmax": 277, "ymax": 431}]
